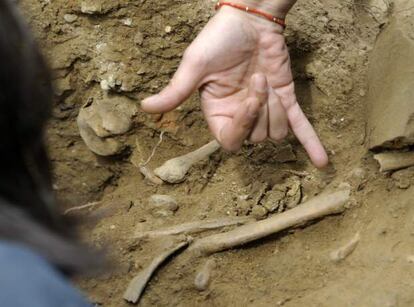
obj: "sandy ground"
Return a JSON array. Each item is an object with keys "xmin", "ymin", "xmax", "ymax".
[{"xmin": 20, "ymin": 0, "xmax": 414, "ymax": 306}]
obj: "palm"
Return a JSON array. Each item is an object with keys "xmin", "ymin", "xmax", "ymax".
[
  {"xmin": 196, "ymin": 10, "xmax": 294, "ymax": 137},
  {"xmin": 142, "ymin": 8, "xmax": 328, "ymax": 168}
]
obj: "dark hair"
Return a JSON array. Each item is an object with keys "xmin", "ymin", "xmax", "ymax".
[{"xmin": 0, "ymin": 0, "xmax": 103, "ymax": 275}]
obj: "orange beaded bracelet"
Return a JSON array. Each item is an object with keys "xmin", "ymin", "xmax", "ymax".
[{"xmin": 215, "ymin": 1, "xmax": 286, "ymax": 28}]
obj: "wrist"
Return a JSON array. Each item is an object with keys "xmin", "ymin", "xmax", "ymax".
[{"xmin": 230, "ymin": 0, "xmax": 297, "ymax": 18}]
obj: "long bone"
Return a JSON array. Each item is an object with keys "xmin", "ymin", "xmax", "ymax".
[
  {"xmin": 154, "ymin": 140, "xmax": 220, "ymax": 183},
  {"xmin": 374, "ymin": 151, "xmax": 414, "ymax": 172},
  {"xmin": 189, "ymin": 187, "xmax": 351, "ymax": 255}
]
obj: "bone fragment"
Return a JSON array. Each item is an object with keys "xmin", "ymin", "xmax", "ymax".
[
  {"xmin": 64, "ymin": 202, "xmax": 100, "ymax": 215},
  {"xmin": 189, "ymin": 187, "xmax": 351, "ymax": 255},
  {"xmin": 194, "ymin": 259, "xmax": 216, "ymax": 291},
  {"xmin": 330, "ymin": 232, "xmax": 361, "ymax": 263},
  {"xmin": 134, "ymin": 216, "xmax": 252, "ymax": 239},
  {"xmin": 138, "ymin": 165, "xmax": 163, "ymax": 185},
  {"xmin": 374, "ymin": 151, "xmax": 414, "ymax": 172},
  {"xmin": 154, "ymin": 140, "xmax": 220, "ymax": 183},
  {"xmin": 123, "ymin": 240, "xmax": 189, "ymax": 304}
]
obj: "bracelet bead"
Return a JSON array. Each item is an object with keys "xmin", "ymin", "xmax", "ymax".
[{"xmin": 215, "ymin": 1, "xmax": 286, "ymax": 28}]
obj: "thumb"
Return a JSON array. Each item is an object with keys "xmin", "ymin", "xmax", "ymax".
[{"xmin": 141, "ymin": 50, "xmax": 205, "ymax": 114}]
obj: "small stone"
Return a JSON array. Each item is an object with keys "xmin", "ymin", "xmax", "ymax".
[
  {"xmin": 80, "ymin": 1, "xmax": 103, "ymax": 14},
  {"xmin": 110, "ymin": 225, "xmax": 116, "ymax": 230},
  {"xmin": 148, "ymin": 195, "xmax": 179, "ymax": 217},
  {"xmin": 391, "ymin": 167, "xmax": 414, "ymax": 189},
  {"xmin": 100, "ymin": 79, "xmax": 110, "ymax": 91},
  {"xmin": 64, "ymin": 14, "xmax": 78, "ymax": 23},
  {"xmin": 236, "ymin": 200, "xmax": 252, "ymax": 216},
  {"xmin": 238, "ymin": 195, "xmax": 249, "ymax": 201},
  {"xmin": 194, "ymin": 259, "xmax": 215, "ymax": 291},
  {"xmin": 122, "ymin": 18, "xmax": 133, "ymax": 27},
  {"xmin": 134, "ymin": 32, "xmax": 144, "ymax": 45},
  {"xmin": 251, "ymin": 205, "xmax": 268, "ymax": 220},
  {"xmin": 165, "ymin": 25, "xmax": 172, "ymax": 33}
]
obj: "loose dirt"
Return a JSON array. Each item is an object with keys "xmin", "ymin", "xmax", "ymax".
[{"xmin": 19, "ymin": 0, "xmax": 414, "ymax": 306}]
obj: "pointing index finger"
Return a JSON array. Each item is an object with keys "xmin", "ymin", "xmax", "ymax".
[{"xmin": 276, "ymin": 83, "xmax": 328, "ymax": 168}]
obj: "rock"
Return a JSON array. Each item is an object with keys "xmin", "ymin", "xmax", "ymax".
[
  {"xmin": 77, "ymin": 115, "xmax": 123, "ymax": 156},
  {"xmin": 391, "ymin": 166, "xmax": 414, "ymax": 189},
  {"xmin": 79, "ymin": 0, "xmax": 120, "ymax": 15},
  {"xmin": 406, "ymin": 255, "xmax": 414, "ymax": 264},
  {"xmin": 148, "ymin": 195, "xmax": 179, "ymax": 217},
  {"xmin": 122, "ymin": 18, "xmax": 133, "ymax": 27},
  {"xmin": 367, "ymin": 14, "xmax": 414, "ymax": 149},
  {"xmin": 134, "ymin": 32, "xmax": 144, "ymax": 46},
  {"xmin": 251, "ymin": 205, "xmax": 268, "ymax": 220},
  {"xmin": 236, "ymin": 199, "xmax": 252, "ymax": 216},
  {"xmin": 80, "ymin": 2, "xmax": 103, "ymax": 14},
  {"xmin": 63, "ymin": 14, "xmax": 78, "ymax": 23},
  {"xmin": 194, "ymin": 259, "xmax": 215, "ymax": 291},
  {"xmin": 77, "ymin": 95, "xmax": 138, "ymax": 156},
  {"xmin": 53, "ymin": 75, "xmax": 72, "ymax": 97}
]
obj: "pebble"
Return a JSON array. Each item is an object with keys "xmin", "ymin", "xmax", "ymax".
[
  {"xmin": 122, "ymin": 18, "xmax": 133, "ymax": 26},
  {"xmin": 406, "ymin": 255, "xmax": 414, "ymax": 263},
  {"xmin": 251, "ymin": 205, "xmax": 268, "ymax": 220},
  {"xmin": 81, "ymin": 3, "xmax": 100, "ymax": 14},
  {"xmin": 194, "ymin": 259, "xmax": 215, "ymax": 291},
  {"xmin": 64, "ymin": 14, "xmax": 78, "ymax": 23},
  {"xmin": 165, "ymin": 25, "xmax": 172, "ymax": 33},
  {"xmin": 148, "ymin": 195, "xmax": 179, "ymax": 217}
]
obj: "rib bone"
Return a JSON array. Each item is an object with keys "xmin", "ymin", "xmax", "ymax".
[
  {"xmin": 134, "ymin": 216, "xmax": 252, "ymax": 239},
  {"xmin": 123, "ymin": 239, "xmax": 189, "ymax": 304}
]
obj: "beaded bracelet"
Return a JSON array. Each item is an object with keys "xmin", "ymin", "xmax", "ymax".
[{"xmin": 215, "ymin": 1, "xmax": 286, "ymax": 28}]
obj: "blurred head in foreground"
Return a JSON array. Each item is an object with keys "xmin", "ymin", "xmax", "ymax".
[{"xmin": 0, "ymin": 0, "xmax": 101, "ymax": 276}]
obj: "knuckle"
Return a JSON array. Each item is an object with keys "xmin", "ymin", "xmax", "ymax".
[
  {"xmin": 221, "ymin": 141, "xmax": 240, "ymax": 153},
  {"xmin": 249, "ymin": 133, "xmax": 267, "ymax": 144},
  {"xmin": 270, "ymin": 128, "xmax": 288, "ymax": 141}
]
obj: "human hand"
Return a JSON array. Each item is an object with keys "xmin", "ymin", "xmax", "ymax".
[{"xmin": 141, "ymin": 1, "xmax": 328, "ymax": 168}]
